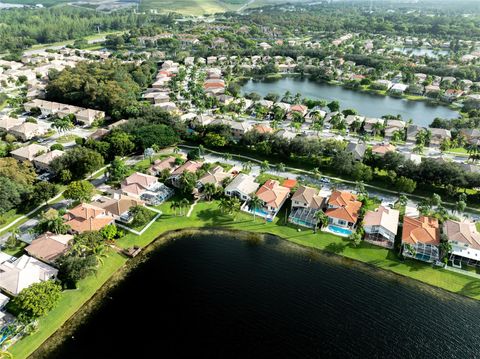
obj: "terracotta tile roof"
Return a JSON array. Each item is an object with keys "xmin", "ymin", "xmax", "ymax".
[
  {"xmin": 95, "ymin": 195, "xmax": 145, "ymax": 217},
  {"xmin": 326, "ymin": 190, "xmax": 362, "ymax": 223},
  {"xmin": 121, "ymin": 172, "xmax": 158, "ymax": 195},
  {"xmin": 291, "ymin": 185, "xmax": 324, "ymax": 209},
  {"xmin": 281, "ymin": 179, "xmax": 297, "ymax": 189},
  {"xmin": 25, "ymin": 232, "xmax": 73, "ymax": 262},
  {"xmin": 65, "ymin": 203, "xmax": 114, "ymax": 233},
  {"xmin": 402, "ymin": 216, "xmax": 440, "ymax": 246},
  {"xmin": 444, "ymin": 219, "xmax": 480, "ymax": 250},
  {"xmin": 253, "ymin": 124, "xmax": 273, "ymax": 134},
  {"xmin": 372, "ymin": 144, "xmax": 396, "ymax": 155},
  {"xmin": 171, "ymin": 160, "xmax": 202, "ymax": 176},
  {"xmin": 290, "ymin": 104, "xmax": 308, "ymax": 113},
  {"xmin": 149, "ymin": 156, "xmax": 177, "ymax": 174},
  {"xmin": 328, "ymin": 190, "xmax": 358, "ymax": 207},
  {"xmin": 255, "ymin": 180, "xmax": 290, "ymax": 209}
]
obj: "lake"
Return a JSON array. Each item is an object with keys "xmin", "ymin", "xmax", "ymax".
[
  {"xmin": 44, "ymin": 233, "xmax": 480, "ymax": 358},
  {"xmin": 242, "ymin": 77, "xmax": 459, "ymax": 126}
]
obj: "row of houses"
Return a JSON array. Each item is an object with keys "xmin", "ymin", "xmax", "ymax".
[
  {"xmin": 10, "ymin": 143, "xmax": 64, "ymax": 172},
  {"xmin": 0, "ymin": 116, "xmax": 46, "ymax": 142},
  {"xmin": 23, "ymin": 99, "xmax": 105, "ymax": 126}
]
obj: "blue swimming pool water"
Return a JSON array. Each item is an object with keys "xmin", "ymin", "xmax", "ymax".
[{"xmin": 328, "ymin": 225, "xmax": 353, "ymax": 236}]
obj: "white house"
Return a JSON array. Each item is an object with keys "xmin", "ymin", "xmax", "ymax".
[
  {"xmin": 444, "ymin": 219, "xmax": 480, "ymax": 268},
  {"xmin": 363, "ymin": 206, "xmax": 400, "ymax": 249},
  {"xmin": 224, "ymin": 174, "xmax": 259, "ymax": 201}
]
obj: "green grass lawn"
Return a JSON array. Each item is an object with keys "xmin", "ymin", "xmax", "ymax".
[
  {"xmin": 447, "ymin": 147, "xmax": 469, "ymax": 155},
  {"xmin": 3, "ymin": 242, "xmax": 27, "ymax": 258},
  {"xmin": 139, "ymin": 0, "xmax": 245, "ymax": 14},
  {"xmin": 118, "ymin": 199, "xmax": 480, "ymax": 300},
  {"xmin": 10, "ymin": 251, "xmax": 127, "ymax": 359}
]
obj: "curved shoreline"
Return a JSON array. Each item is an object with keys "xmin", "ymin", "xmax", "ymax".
[{"xmin": 27, "ymin": 227, "xmax": 476, "ymax": 358}]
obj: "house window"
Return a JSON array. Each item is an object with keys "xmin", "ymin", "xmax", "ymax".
[{"xmin": 338, "ymin": 220, "xmax": 346, "ymax": 226}]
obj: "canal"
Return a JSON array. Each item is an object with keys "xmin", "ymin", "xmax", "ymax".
[
  {"xmin": 242, "ymin": 77, "xmax": 459, "ymax": 126},
  {"xmin": 44, "ymin": 232, "xmax": 480, "ymax": 359}
]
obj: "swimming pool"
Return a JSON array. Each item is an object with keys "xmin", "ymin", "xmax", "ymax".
[{"xmin": 327, "ymin": 225, "xmax": 353, "ymax": 237}]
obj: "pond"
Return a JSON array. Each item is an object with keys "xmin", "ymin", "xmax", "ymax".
[
  {"xmin": 44, "ymin": 232, "xmax": 480, "ymax": 358},
  {"xmin": 242, "ymin": 77, "xmax": 459, "ymax": 126}
]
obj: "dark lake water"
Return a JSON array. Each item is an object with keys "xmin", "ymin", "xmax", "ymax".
[
  {"xmin": 46, "ymin": 233, "xmax": 480, "ymax": 359},
  {"xmin": 242, "ymin": 77, "xmax": 459, "ymax": 126}
]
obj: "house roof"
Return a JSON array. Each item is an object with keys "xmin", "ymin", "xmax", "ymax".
[
  {"xmin": 402, "ymin": 216, "xmax": 440, "ymax": 246},
  {"xmin": 25, "ymin": 232, "xmax": 73, "ymax": 262},
  {"xmin": 198, "ymin": 166, "xmax": 231, "ymax": 186},
  {"xmin": 149, "ymin": 156, "xmax": 177, "ymax": 174},
  {"xmin": 121, "ymin": 172, "xmax": 158, "ymax": 195},
  {"xmin": 76, "ymin": 108, "xmax": 104, "ymax": 119},
  {"xmin": 444, "ymin": 219, "xmax": 480, "ymax": 250},
  {"xmin": 95, "ymin": 195, "xmax": 145, "ymax": 217},
  {"xmin": 364, "ymin": 206, "xmax": 400, "ymax": 235},
  {"xmin": 326, "ymin": 190, "xmax": 362, "ymax": 223},
  {"xmin": 290, "ymin": 104, "xmax": 308, "ymax": 114},
  {"xmin": 253, "ymin": 124, "xmax": 273, "ymax": 134},
  {"xmin": 65, "ymin": 203, "xmax": 113, "ymax": 233},
  {"xmin": 33, "ymin": 150, "xmax": 64, "ymax": 165},
  {"xmin": 372, "ymin": 144, "xmax": 396, "ymax": 155},
  {"xmin": 0, "ymin": 116, "xmax": 23, "ymax": 130},
  {"xmin": 430, "ymin": 128, "xmax": 452, "ymax": 138},
  {"xmin": 10, "ymin": 144, "xmax": 48, "ymax": 160},
  {"xmin": 255, "ymin": 180, "xmax": 290, "ymax": 209},
  {"xmin": 291, "ymin": 185, "xmax": 325, "ymax": 209},
  {"xmin": 10, "ymin": 122, "xmax": 40, "ymax": 135},
  {"xmin": 225, "ymin": 173, "xmax": 259, "ymax": 196},
  {"xmin": 282, "ymin": 179, "xmax": 297, "ymax": 189},
  {"xmin": 346, "ymin": 142, "xmax": 366, "ymax": 159},
  {"xmin": 0, "ymin": 255, "xmax": 58, "ymax": 296},
  {"xmin": 171, "ymin": 160, "xmax": 202, "ymax": 176}
]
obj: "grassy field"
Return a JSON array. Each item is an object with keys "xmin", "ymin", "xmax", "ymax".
[{"xmin": 139, "ymin": 0, "xmax": 245, "ymax": 14}]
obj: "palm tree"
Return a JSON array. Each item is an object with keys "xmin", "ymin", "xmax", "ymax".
[
  {"xmin": 372, "ymin": 122, "xmax": 384, "ymax": 137},
  {"xmin": 203, "ymin": 183, "xmax": 217, "ymax": 202},
  {"xmin": 170, "ymin": 200, "xmax": 179, "ymax": 216},
  {"xmin": 230, "ymin": 197, "xmax": 241, "ymax": 220},
  {"xmin": 218, "ymin": 197, "xmax": 229, "ymax": 214},
  {"xmin": 173, "ymin": 146, "xmax": 180, "ymax": 154},
  {"xmin": 260, "ymin": 160, "xmax": 270, "ymax": 173},
  {"xmin": 276, "ymin": 162, "xmax": 285, "ymax": 173},
  {"xmin": 398, "ymin": 194, "xmax": 408, "ymax": 208},
  {"xmin": 224, "ymin": 153, "xmax": 232, "ymax": 161},
  {"xmin": 198, "ymin": 145, "xmax": 205, "ymax": 157},
  {"xmin": 312, "ymin": 167, "xmax": 321, "ymax": 179},
  {"xmin": 248, "ymin": 195, "xmax": 263, "ymax": 222},
  {"xmin": 91, "ymin": 243, "xmax": 108, "ymax": 266},
  {"xmin": 243, "ymin": 161, "xmax": 253, "ymax": 173},
  {"xmin": 314, "ymin": 211, "xmax": 328, "ymax": 232},
  {"xmin": 180, "ymin": 198, "xmax": 190, "ymax": 216}
]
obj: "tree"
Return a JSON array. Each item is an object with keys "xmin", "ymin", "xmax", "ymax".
[
  {"xmin": 64, "ymin": 180, "xmax": 94, "ymax": 203},
  {"xmin": 348, "ymin": 231, "xmax": 362, "ymax": 247},
  {"xmin": 30, "ymin": 182, "xmax": 58, "ymax": 206},
  {"xmin": 314, "ymin": 211, "xmax": 328, "ymax": 232},
  {"xmin": 51, "ymin": 147, "xmax": 104, "ymax": 180},
  {"xmin": 107, "ymin": 157, "xmax": 128, "ymax": 182},
  {"xmin": 100, "ymin": 224, "xmax": 118, "ymax": 242},
  {"xmin": 260, "ymin": 160, "xmax": 270, "ymax": 173},
  {"xmin": 106, "ymin": 131, "xmax": 135, "ymax": 157},
  {"xmin": 327, "ymin": 100, "xmax": 340, "ymax": 112},
  {"xmin": 131, "ymin": 124, "xmax": 179, "ymax": 150},
  {"xmin": 276, "ymin": 162, "xmax": 286, "ymax": 173},
  {"xmin": 5, "ymin": 229, "xmax": 19, "ymax": 250},
  {"xmin": 130, "ymin": 206, "xmax": 151, "ymax": 227},
  {"xmin": 203, "ymin": 183, "xmax": 217, "ymax": 202},
  {"xmin": 0, "ymin": 177, "xmax": 25, "ymax": 215},
  {"xmin": 170, "ymin": 201, "xmax": 180, "ymax": 216},
  {"xmin": 11, "ymin": 281, "xmax": 62, "ymax": 319},
  {"xmin": 395, "ymin": 176, "xmax": 417, "ymax": 193},
  {"xmin": 35, "ymin": 209, "xmax": 70, "ymax": 235},
  {"xmin": 57, "ymin": 254, "xmax": 98, "ymax": 289},
  {"xmin": 455, "ymin": 200, "xmax": 466, "ymax": 214},
  {"xmin": 204, "ymin": 133, "xmax": 228, "ymax": 147},
  {"xmin": 248, "ymin": 195, "xmax": 263, "ymax": 222}
]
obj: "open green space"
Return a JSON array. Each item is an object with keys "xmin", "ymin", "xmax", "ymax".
[{"xmin": 139, "ymin": 0, "xmax": 245, "ymax": 14}]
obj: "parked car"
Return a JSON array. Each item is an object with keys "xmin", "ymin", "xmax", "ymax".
[{"xmin": 320, "ymin": 177, "xmax": 331, "ymax": 183}]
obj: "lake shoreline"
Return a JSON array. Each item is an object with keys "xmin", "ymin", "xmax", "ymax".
[{"xmin": 27, "ymin": 227, "xmax": 477, "ymax": 358}]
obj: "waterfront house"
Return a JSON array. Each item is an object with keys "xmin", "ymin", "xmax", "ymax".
[
  {"xmin": 25, "ymin": 232, "xmax": 73, "ymax": 264},
  {"xmin": 363, "ymin": 206, "xmax": 400, "ymax": 249},
  {"xmin": 459, "ymin": 128, "xmax": 480, "ymax": 144},
  {"xmin": 9, "ymin": 122, "xmax": 44, "ymax": 141},
  {"xmin": 289, "ymin": 104, "xmax": 308, "ymax": 117},
  {"xmin": 444, "ymin": 219, "xmax": 480, "ymax": 268},
  {"xmin": 325, "ymin": 191, "xmax": 362, "ymax": 230},
  {"xmin": 224, "ymin": 173, "xmax": 259, "ymax": 201},
  {"xmin": 363, "ymin": 118, "xmax": 384, "ymax": 134},
  {"xmin": 33, "ymin": 150, "xmax": 65, "ymax": 172},
  {"xmin": 390, "ymin": 83, "xmax": 408, "ymax": 95},
  {"xmin": 288, "ymin": 185, "xmax": 326, "ymax": 228},
  {"xmin": 384, "ymin": 119, "xmax": 406, "ymax": 139},
  {"xmin": 148, "ymin": 156, "xmax": 178, "ymax": 176},
  {"xmin": 94, "ymin": 194, "xmax": 146, "ymax": 223},
  {"xmin": 122, "ymin": 172, "xmax": 160, "ymax": 198},
  {"xmin": 10, "ymin": 143, "xmax": 48, "ymax": 162},
  {"xmin": 372, "ymin": 144, "xmax": 396, "ymax": 157},
  {"xmin": 401, "ymin": 216, "xmax": 440, "ymax": 263},
  {"xmin": 197, "ymin": 166, "xmax": 231, "ymax": 189},
  {"xmin": 169, "ymin": 161, "xmax": 202, "ymax": 188},
  {"xmin": 0, "ymin": 254, "xmax": 58, "ymax": 296},
  {"xmin": 424, "ymin": 85, "xmax": 441, "ymax": 96},
  {"xmin": 346, "ymin": 142, "xmax": 367, "ymax": 161},
  {"xmin": 252, "ymin": 180, "xmax": 290, "ymax": 220},
  {"xmin": 406, "ymin": 125, "xmax": 424, "ymax": 143},
  {"xmin": 64, "ymin": 203, "xmax": 114, "ymax": 234},
  {"xmin": 429, "ymin": 128, "xmax": 451, "ymax": 147}
]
